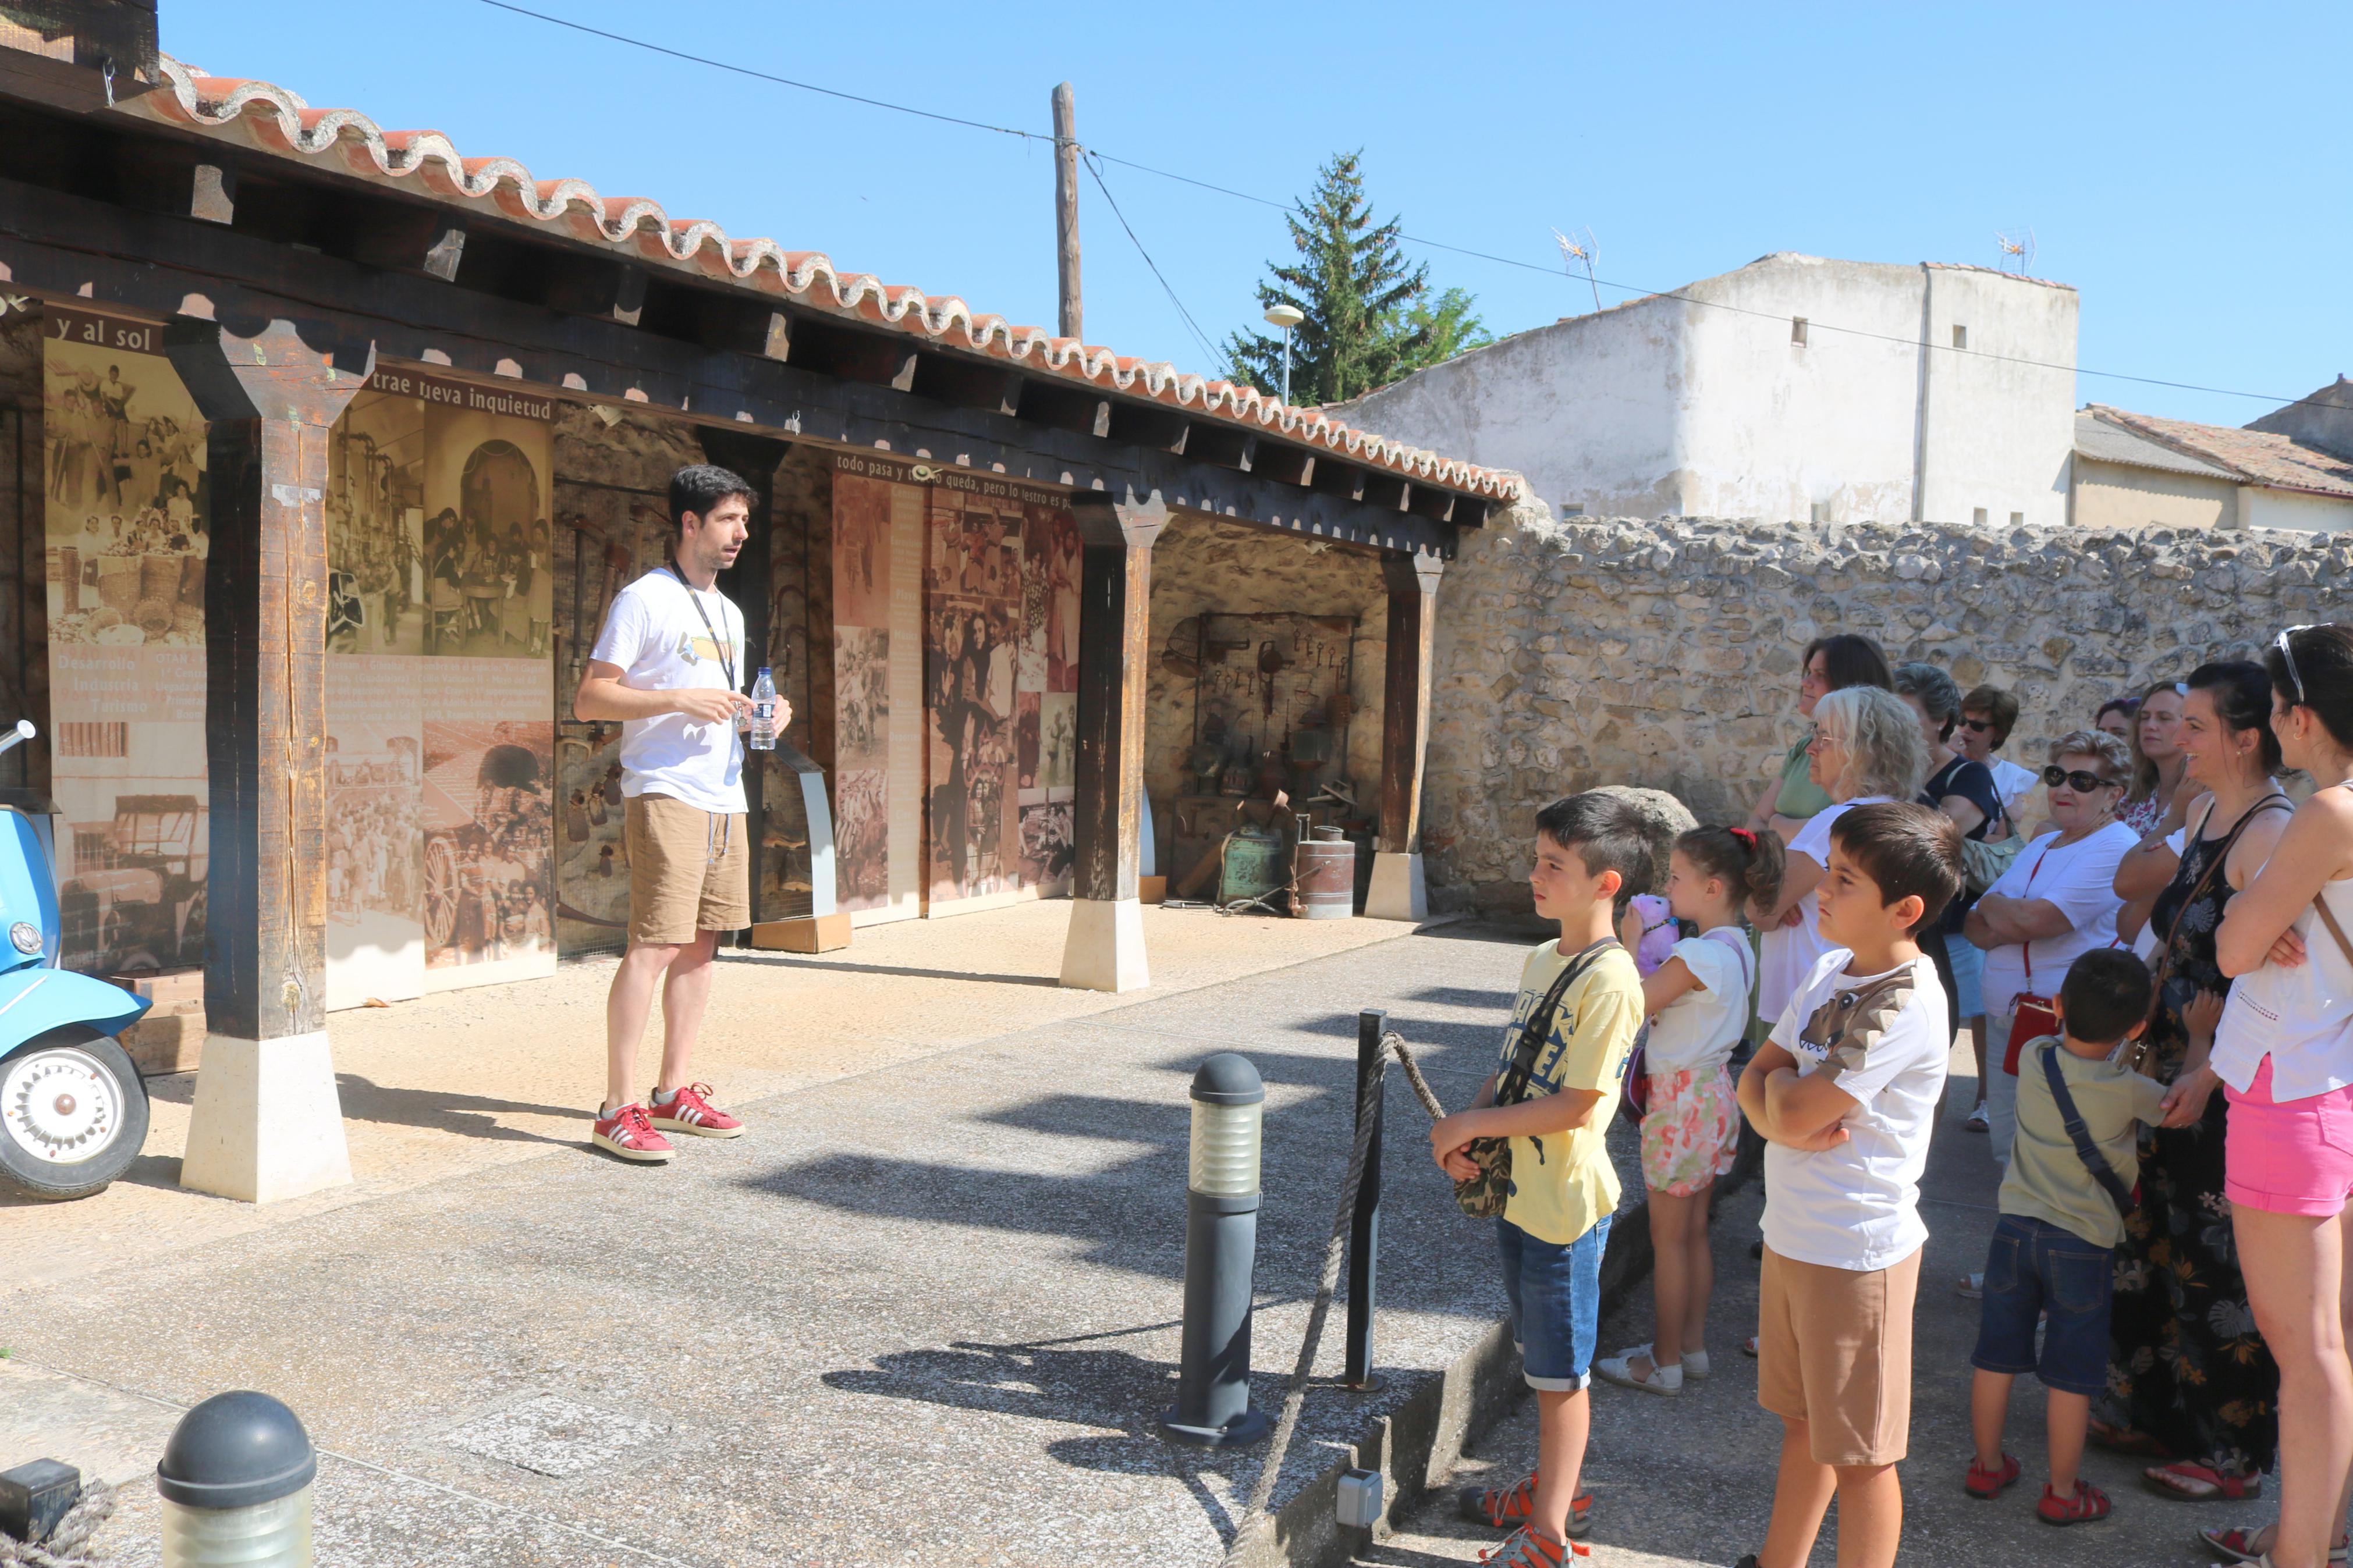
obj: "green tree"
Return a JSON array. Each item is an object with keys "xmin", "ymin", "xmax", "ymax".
[{"xmin": 1226, "ymin": 152, "xmax": 1479, "ymax": 406}]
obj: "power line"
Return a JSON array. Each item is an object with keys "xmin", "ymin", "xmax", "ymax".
[{"xmin": 472, "ymin": 1, "xmax": 2327, "ymax": 414}]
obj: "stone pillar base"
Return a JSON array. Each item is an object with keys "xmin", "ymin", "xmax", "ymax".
[
  {"xmin": 1060, "ymin": 897, "xmax": 1149, "ymax": 993},
  {"xmin": 179, "ymin": 1031, "xmax": 353, "ymax": 1204},
  {"xmin": 1365, "ymin": 852, "xmax": 1428, "ymax": 923}
]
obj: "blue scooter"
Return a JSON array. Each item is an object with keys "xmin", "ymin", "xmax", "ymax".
[{"xmin": 0, "ymin": 720, "xmax": 154, "ymax": 1201}]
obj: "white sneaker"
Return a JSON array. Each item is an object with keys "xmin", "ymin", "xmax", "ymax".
[{"xmin": 1594, "ymin": 1345, "xmax": 1682, "ymax": 1396}]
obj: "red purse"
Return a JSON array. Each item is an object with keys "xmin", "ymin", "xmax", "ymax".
[{"xmin": 2001, "ymin": 844, "xmax": 2061, "ymax": 1075}]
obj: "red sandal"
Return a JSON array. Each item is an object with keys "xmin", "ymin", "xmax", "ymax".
[
  {"xmin": 1964, "ymin": 1452, "xmax": 2022, "ymax": 1500},
  {"xmin": 2038, "ymin": 1480, "xmax": 2110, "ymax": 1526},
  {"xmin": 2143, "ymin": 1461, "xmax": 2262, "ymax": 1502},
  {"xmin": 1456, "ymin": 1473, "xmax": 1596, "ymax": 1538}
]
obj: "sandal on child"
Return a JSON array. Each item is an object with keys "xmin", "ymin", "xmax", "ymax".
[
  {"xmin": 2036, "ymin": 1480, "xmax": 2110, "ymax": 1526},
  {"xmin": 1966, "ymin": 1103, "xmax": 1990, "ymax": 1132},
  {"xmin": 1964, "ymin": 1452, "xmax": 2022, "ymax": 1499},
  {"xmin": 1595, "ymin": 1345, "xmax": 1683, "ymax": 1396},
  {"xmin": 1456, "ymin": 1473, "xmax": 1596, "ymax": 1538},
  {"xmin": 1475, "ymin": 1526, "xmax": 1586, "ymax": 1566},
  {"xmin": 2142, "ymin": 1460, "xmax": 2262, "ymax": 1501},
  {"xmin": 2202, "ymin": 1526, "xmax": 2350, "ymax": 1565}
]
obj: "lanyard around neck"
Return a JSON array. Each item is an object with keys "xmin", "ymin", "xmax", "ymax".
[{"xmin": 665, "ymin": 566, "xmax": 736, "ymax": 692}]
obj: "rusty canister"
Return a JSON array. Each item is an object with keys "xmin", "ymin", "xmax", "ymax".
[{"xmin": 1297, "ymin": 827, "xmax": 1355, "ymax": 920}]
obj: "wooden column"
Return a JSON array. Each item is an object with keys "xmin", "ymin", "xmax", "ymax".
[
  {"xmin": 1368, "ymin": 549, "xmax": 1443, "ymax": 922},
  {"xmin": 1059, "ymin": 493, "xmax": 1164, "ymax": 991},
  {"xmin": 164, "ymin": 314, "xmax": 372, "ymax": 1203}
]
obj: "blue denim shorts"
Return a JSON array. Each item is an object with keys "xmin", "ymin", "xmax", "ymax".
[
  {"xmin": 1496, "ymin": 1215, "xmax": 1611, "ymax": 1392},
  {"xmin": 1943, "ymin": 930, "xmax": 1986, "ymax": 1019},
  {"xmin": 1970, "ymin": 1213, "xmax": 2112, "ymax": 1396}
]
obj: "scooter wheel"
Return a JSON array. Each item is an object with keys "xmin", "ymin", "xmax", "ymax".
[{"xmin": 0, "ymin": 1028, "xmax": 151, "ymax": 1201}]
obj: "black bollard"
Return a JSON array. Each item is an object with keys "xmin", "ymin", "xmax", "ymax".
[
  {"xmin": 1160, "ymin": 1052, "xmax": 1271, "ymax": 1447},
  {"xmin": 1344, "ymin": 1008, "xmax": 1386, "ymax": 1389}
]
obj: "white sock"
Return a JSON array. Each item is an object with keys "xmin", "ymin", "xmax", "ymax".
[{"xmin": 652, "ymin": 1086, "xmax": 679, "ymax": 1106}]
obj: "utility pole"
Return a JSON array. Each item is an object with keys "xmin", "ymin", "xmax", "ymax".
[{"xmin": 1052, "ymin": 81, "xmax": 1082, "ymax": 342}]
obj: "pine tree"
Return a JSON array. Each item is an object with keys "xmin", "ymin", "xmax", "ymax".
[{"xmin": 1225, "ymin": 152, "xmax": 1480, "ymax": 407}]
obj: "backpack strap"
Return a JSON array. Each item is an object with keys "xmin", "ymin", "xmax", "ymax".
[
  {"xmin": 2040, "ymin": 1041, "xmax": 2135, "ymax": 1214},
  {"xmin": 1498, "ymin": 940, "xmax": 1617, "ymax": 1105}
]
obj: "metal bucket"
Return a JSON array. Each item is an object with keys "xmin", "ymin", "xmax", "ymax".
[
  {"xmin": 1297, "ymin": 831, "xmax": 1355, "ymax": 920},
  {"xmin": 1217, "ymin": 827, "xmax": 1288, "ymax": 908}
]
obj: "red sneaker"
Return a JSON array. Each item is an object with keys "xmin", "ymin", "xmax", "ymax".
[
  {"xmin": 591, "ymin": 1102, "xmax": 673, "ymax": 1163},
  {"xmin": 647, "ymin": 1083, "xmax": 742, "ymax": 1139}
]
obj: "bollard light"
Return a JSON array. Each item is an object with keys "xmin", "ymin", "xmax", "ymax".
[
  {"xmin": 1161, "ymin": 1052, "xmax": 1271, "ymax": 1448},
  {"xmin": 157, "ymin": 1392, "xmax": 317, "ymax": 1568}
]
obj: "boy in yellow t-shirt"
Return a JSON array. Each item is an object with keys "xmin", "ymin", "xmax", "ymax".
[{"xmin": 1431, "ymin": 793, "xmax": 1649, "ymax": 1567}]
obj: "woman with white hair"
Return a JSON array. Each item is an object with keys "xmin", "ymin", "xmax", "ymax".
[{"xmin": 1750, "ymin": 685, "xmax": 1932, "ymax": 1027}]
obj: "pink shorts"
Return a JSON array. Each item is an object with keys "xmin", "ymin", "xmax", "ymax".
[{"xmin": 2225, "ymin": 1057, "xmax": 2353, "ymax": 1218}]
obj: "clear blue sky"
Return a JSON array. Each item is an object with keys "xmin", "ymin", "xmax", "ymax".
[{"xmin": 167, "ymin": 0, "xmax": 2348, "ymax": 429}]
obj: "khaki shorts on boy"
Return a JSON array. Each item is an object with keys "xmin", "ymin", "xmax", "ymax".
[
  {"xmin": 626, "ymin": 793, "xmax": 750, "ymax": 945},
  {"xmin": 1756, "ymin": 1243, "xmax": 1921, "ymax": 1467}
]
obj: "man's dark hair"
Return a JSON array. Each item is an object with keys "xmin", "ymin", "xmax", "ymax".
[
  {"xmin": 670, "ymin": 464, "xmax": 754, "ymax": 533},
  {"xmin": 2059, "ymin": 948, "xmax": 2154, "ymax": 1047},
  {"xmin": 1533, "ymin": 792, "xmax": 1655, "ymax": 906},
  {"xmin": 1827, "ymin": 801, "xmax": 1965, "ymax": 936},
  {"xmin": 1801, "ymin": 633, "xmax": 1894, "ymax": 694}
]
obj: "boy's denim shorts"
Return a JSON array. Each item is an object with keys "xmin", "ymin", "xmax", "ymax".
[
  {"xmin": 1496, "ymin": 1214, "xmax": 1612, "ymax": 1392},
  {"xmin": 1969, "ymin": 1213, "xmax": 2112, "ymax": 1396}
]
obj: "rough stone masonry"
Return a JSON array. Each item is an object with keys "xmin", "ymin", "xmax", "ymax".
[{"xmin": 1420, "ymin": 496, "xmax": 2353, "ymax": 915}]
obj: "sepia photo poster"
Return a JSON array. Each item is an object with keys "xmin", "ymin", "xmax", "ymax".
[
  {"xmin": 40, "ymin": 305, "xmax": 211, "ymax": 979},
  {"xmin": 322, "ymin": 369, "xmax": 556, "ymax": 1006}
]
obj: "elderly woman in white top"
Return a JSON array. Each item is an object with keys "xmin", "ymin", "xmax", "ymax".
[
  {"xmin": 2206, "ymin": 625, "xmax": 2353, "ymax": 1568},
  {"xmin": 1963, "ymin": 730, "xmax": 2139, "ymax": 1168},
  {"xmin": 1751, "ymin": 685, "xmax": 1929, "ymax": 1029}
]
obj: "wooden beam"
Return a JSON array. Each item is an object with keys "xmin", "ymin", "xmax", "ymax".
[
  {"xmin": 0, "ymin": 173, "xmax": 1482, "ymax": 550},
  {"xmin": 1103, "ymin": 401, "xmax": 1188, "ymax": 454},
  {"xmin": 1406, "ymin": 483, "xmax": 1456, "ymax": 522},
  {"xmin": 1183, "ymin": 423, "xmax": 1256, "ymax": 472},
  {"xmin": 161, "ymin": 315, "xmax": 374, "ymax": 1042},
  {"xmin": 345, "ymin": 205, "xmax": 465, "ymax": 280},
  {"xmin": 1251, "ymin": 441, "xmax": 1314, "ymax": 487},
  {"xmin": 1360, "ymin": 472, "xmax": 1409, "ymax": 513},
  {"xmin": 540, "ymin": 253, "xmax": 647, "ymax": 326},
  {"xmin": 1067, "ymin": 495, "xmax": 1165, "ymax": 905},
  {"xmin": 695, "ymin": 426, "xmax": 794, "ymax": 929},
  {"xmin": 1017, "ymin": 376, "xmax": 1112, "ymax": 438},
  {"xmin": 788, "ymin": 317, "xmax": 918, "ymax": 390},
  {"xmin": 113, "ymin": 141, "xmax": 235, "ymax": 225},
  {"xmin": 1378, "ymin": 550, "xmax": 1444, "ymax": 856},
  {"xmin": 910, "ymin": 351, "xmax": 1023, "ymax": 418}
]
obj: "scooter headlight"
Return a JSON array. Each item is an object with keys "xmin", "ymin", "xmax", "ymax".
[{"xmin": 9, "ymin": 921, "xmax": 40, "ymax": 955}]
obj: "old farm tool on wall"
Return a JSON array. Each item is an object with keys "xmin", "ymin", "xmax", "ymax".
[{"xmin": 0, "ymin": 721, "xmax": 154, "ymax": 1201}]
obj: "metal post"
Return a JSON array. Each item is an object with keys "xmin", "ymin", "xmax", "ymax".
[
  {"xmin": 1344, "ymin": 1008, "xmax": 1386, "ymax": 1389},
  {"xmin": 1161, "ymin": 1053, "xmax": 1270, "ymax": 1447},
  {"xmin": 1280, "ymin": 328, "xmax": 1293, "ymax": 406}
]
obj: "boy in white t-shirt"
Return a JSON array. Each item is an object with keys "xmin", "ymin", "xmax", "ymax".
[{"xmin": 1734, "ymin": 802, "xmax": 1965, "ymax": 1568}]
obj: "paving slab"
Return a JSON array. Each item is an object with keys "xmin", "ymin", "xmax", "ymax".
[
  {"xmin": 3, "ymin": 923, "xmax": 1586, "ymax": 1568},
  {"xmin": 1366, "ymin": 1044, "xmax": 2265, "ymax": 1567}
]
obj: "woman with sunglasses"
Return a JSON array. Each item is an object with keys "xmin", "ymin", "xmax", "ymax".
[
  {"xmin": 2095, "ymin": 661, "xmax": 2292, "ymax": 1505},
  {"xmin": 1743, "ymin": 633, "xmax": 1894, "ymax": 845},
  {"xmin": 2197, "ymin": 625, "xmax": 2353, "ymax": 1568},
  {"xmin": 1955, "ymin": 685, "xmax": 2038, "ymax": 823},
  {"xmin": 1962, "ymin": 731, "xmax": 2138, "ymax": 1172}
]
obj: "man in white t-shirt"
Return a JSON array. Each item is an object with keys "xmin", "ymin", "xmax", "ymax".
[
  {"xmin": 575, "ymin": 464, "xmax": 790, "ymax": 1164},
  {"xmin": 1736, "ymin": 802, "xmax": 1964, "ymax": 1568}
]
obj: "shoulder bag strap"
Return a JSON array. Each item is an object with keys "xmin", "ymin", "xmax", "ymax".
[
  {"xmin": 2311, "ymin": 890, "xmax": 2353, "ymax": 970},
  {"xmin": 2148, "ymin": 795, "xmax": 2291, "ymax": 1000},
  {"xmin": 2040, "ymin": 1041, "xmax": 2136, "ymax": 1214},
  {"xmin": 1498, "ymin": 940, "xmax": 1616, "ymax": 1105}
]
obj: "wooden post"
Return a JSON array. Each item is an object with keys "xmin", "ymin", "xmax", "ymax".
[
  {"xmin": 1052, "ymin": 82, "xmax": 1083, "ymax": 343},
  {"xmin": 163, "ymin": 314, "xmax": 373, "ymax": 1203},
  {"xmin": 1059, "ymin": 493, "xmax": 1163, "ymax": 991},
  {"xmin": 1367, "ymin": 549, "xmax": 1443, "ymax": 921}
]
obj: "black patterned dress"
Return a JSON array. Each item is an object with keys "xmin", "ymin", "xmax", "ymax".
[{"xmin": 2098, "ymin": 794, "xmax": 2292, "ymax": 1476}]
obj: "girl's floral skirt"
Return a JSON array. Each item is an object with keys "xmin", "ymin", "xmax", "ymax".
[{"xmin": 1641, "ymin": 1064, "xmax": 1740, "ymax": 1198}]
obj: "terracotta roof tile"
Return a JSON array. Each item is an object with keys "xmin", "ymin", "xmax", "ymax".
[
  {"xmin": 2085, "ymin": 404, "xmax": 2353, "ymax": 499},
  {"xmin": 126, "ymin": 56, "xmax": 1514, "ymax": 504}
]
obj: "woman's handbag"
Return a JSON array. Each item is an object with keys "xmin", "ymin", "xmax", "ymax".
[
  {"xmin": 1960, "ymin": 797, "xmax": 2024, "ymax": 897},
  {"xmin": 2001, "ymin": 842, "xmax": 2065, "ymax": 1075},
  {"xmin": 1454, "ymin": 940, "xmax": 1617, "ymax": 1218}
]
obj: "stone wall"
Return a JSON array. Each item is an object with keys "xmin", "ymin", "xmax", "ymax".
[{"xmin": 1421, "ymin": 503, "xmax": 2353, "ymax": 914}]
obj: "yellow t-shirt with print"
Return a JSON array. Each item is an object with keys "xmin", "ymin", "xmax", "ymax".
[{"xmin": 1494, "ymin": 938, "xmax": 1644, "ymax": 1247}]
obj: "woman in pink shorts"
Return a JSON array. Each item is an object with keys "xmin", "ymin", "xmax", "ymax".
[{"xmin": 2211, "ymin": 623, "xmax": 2353, "ymax": 1568}]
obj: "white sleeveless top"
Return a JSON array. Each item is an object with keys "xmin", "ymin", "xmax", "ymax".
[{"xmin": 2214, "ymin": 787, "xmax": 2353, "ymax": 1100}]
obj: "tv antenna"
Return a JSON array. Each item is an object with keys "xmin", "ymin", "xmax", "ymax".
[
  {"xmin": 1996, "ymin": 228, "xmax": 2036, "ymax": 277},
  {"xmin": 1553, "ymin": 227, "xmax": 1602, "ymax": 314}
]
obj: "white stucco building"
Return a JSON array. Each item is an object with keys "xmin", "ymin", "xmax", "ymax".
[{"xmin": 1336, "ymin": 252, "xmax": 2081, "ymax": 527}]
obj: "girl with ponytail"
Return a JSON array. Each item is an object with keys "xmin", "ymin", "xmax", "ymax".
[{"xmin": 1594, "ymin": 824, "xmax": 1779, "ymax": 1398}]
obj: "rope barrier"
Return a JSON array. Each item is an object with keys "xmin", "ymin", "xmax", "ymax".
[
  {"xmin": 0, "ymin": 1479, "xmax": 116, "ymax": 1568},
  {"xmin": 1226, "ymin": 1032, "xmax": 1445, "ymax": 1559}
]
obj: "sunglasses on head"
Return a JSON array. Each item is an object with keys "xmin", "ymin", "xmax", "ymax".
[
  {"xmin": 2277, "ymin": 625, "xmax": 2317, "ymax": 706},
  {"xmin": 2042, "ymin": 765, "xmax": 2116, "ymax": 793}
]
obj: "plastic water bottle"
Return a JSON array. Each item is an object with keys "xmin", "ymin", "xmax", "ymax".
[{"xmin": 750, "ymin": 667, "xmax": 776, "ymax": 751}]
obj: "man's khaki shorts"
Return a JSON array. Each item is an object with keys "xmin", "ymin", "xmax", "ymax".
[
  {"xmin": 624, "ymin": 794, "xmax": 750, "ymax": 946},
  {"xmin": 1755, "ymin": 1242, "xmax": 1921, "ymax": 1467}
]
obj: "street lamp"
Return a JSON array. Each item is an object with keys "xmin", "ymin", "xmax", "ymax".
[
  {"xmin": 1263, "ymin": 304, "xmax": 1304, "ymax": 406},
  {"xmin": 1161, "ymin": 1052, "xmax": 1270, "ymax": 1448},
  {"xmin": 157, "ymin": 1391, "xmax": 317, "ymax": 1567}
]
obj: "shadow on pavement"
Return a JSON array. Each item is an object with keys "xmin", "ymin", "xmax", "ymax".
[
  {"xmin": 716, "ymin": 952, "xmax": 1061, "ymax": 987},
  {"xmin": 331, "ymin": 1073, "xmax": 585, "ymax": 1146}
]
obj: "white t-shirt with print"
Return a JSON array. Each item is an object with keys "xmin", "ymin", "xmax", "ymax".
[
  {"xmin": 1758, "ymin": 796, "xmax": 1894, "ymax": 1027},
  {"xmin": 588, "ymin": 568, "xmax": 748, "ymax": 815},
  {"xmin": 1976, "ymin": 822, "xmax": 2137, "ymax": 1019},
  {"xmin": 1642, "ymin": 929, "xmax": 1754, "ymax": 1076},
  {"xmin": 1762, "ymin": 950, "xmax": 1951, "ymax": 1272}
]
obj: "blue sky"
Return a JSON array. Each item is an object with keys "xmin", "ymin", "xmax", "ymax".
[{"xmin": 166, "ymin": 0, "xmax": 2348, "ymax": 429}]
